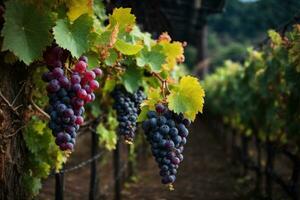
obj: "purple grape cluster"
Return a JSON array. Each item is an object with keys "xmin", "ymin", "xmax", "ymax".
[
  {"xmin": 42, "ymin": 46, "xmax": 102, "ymax": 151},
  {"xmin": 142, "ymin": 103, "xmax": 191, "ymax": 187},
  {"xmin": 111, "ymin": 86, "xmax": 146, "ymax": 143}
]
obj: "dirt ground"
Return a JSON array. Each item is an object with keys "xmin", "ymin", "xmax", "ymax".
[{"xmin": 38, "ymin": 119, "xmax": 245, "ymax": 200}]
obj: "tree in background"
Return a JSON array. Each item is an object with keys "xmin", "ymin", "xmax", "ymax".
[{"xmin": 207, "ymin": 0, "xmax": 300, "ymax": 68}]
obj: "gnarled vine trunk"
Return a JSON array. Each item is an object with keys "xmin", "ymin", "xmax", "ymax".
[{"xmin": 0, "ymin": 60, "xmax": 28, "ymax": 200}]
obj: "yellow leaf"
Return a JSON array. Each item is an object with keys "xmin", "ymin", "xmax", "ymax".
[
  {"xmin": 67, "ymin": 0, "xmax": 93, "ymax": 21},
  {"xmin": 138, "ymin": 88, "xmax": 162, "ymax": 122},
  {"xmin": 160, "ymin": 41, "xmax": 184, "ymax": 70},
  {"xmin": 167, "ymin": 76, "xmax": 205, "ymax": 121},
  {"xmin": 115, "ymin": 39, "xmax": 143, "ymax": 55},
  {"xmin": 141, "ymin": 88, "xmax": 162, "ymax": 110},
  {"xmin": 109, "ymin": 7, "xmax": 136, "ymax": 30}
]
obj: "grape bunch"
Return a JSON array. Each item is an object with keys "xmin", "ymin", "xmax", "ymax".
[
  {"xmin": 42, "ymin": 46, "xmax": 102, "ymax": 151},
  {"xmin": 111, "ymin": 86, "xmax": 146, "ymax": 143},
  {"xmin": 142, "ymin": 103, "xmax": 191, "ymax": 188}
]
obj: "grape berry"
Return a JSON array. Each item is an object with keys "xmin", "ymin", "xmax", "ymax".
[
  {"xmin": 111, "ymin": 86, "xmax": 146, "ymax": 143},
  {"xmin": 43, "ymin": 47, "xmax": 102, "ymax": 151},
  {"xmin": 142, "ymin": 103, "xmax": 191, "ymax": 188}
]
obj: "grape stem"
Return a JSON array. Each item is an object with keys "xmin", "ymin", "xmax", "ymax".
[
  {"xmin": 151, "ymin": 72, "xmax": 170, "ymax": 101},
  {"xmin": 151, "ymin": 72, "xmax": 164, "ymax": 82},
  {"xmin": 168, "ymin": 183, "xmax": 174, "ymax": 191},
  {"xmin": 30, "ymin": 94, "xmax": 50, "ymax": 120}
]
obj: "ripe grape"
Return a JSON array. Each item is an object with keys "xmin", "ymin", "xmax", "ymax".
[
  {"xmin": 111, "ymin": 86, "xmax": 146, "ymax": 142},
  {"xmin": 43, "ymin": 47, "xmax": 102, "ymax": 151},
  {"xmin": 142, "ymin": 103, "xmax": 190, "ymax": 187},
  {"xmin": 74, "ymin": 61, "xmax": 87, "ymax": 73}
]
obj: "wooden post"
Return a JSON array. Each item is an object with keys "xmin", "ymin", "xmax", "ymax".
[
  {"xmin": 241, "ymin": 135, "xmax": 249, "ymax": 175},
  {"xmin": 254, "ymin": 134, "xmax": 262, "ymax": 193},
  {"xmin": 291, "ymin": 157, "xmax": 300, "ymax": 200},
  {"xmin": 114, "ymin": 139, "xmax": 121, "ymax": 200},
  {"xmin": 265, "ymin": 139, "xmax": 274, "ymax": 199},
  {"xmin": 231, "ymin": 129, "xmax": 237, "ymax": 165},
  {"xmin": 195, "ymin": 24, "xmax": 209, "ymax": 78},
  {"xmin": 55, "ymin": 171, "xmax": 64, "ymax": 200},
  {"xmin": 89, "ymin": 125, "xmax": 100, "ymax": 200}
]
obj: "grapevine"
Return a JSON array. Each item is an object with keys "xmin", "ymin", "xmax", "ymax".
[{"xmin": 0, "ymin": 0, "xmax": 205, "ymax": 195}]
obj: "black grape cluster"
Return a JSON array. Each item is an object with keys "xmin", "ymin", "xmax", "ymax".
[
  {"xmin": 42, "ymin": 46, "xmax": 102, "ymax": 151},
  {"xmin": 111, "ymin": 86, "xmax": 146, "ymax": 143},
  {"xmin": 142, "ymin": 103, "xmax": 191, "ymax": 187}
]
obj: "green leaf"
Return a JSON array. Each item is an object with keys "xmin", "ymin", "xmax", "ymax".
[
  {"xmin": 90, "ymin": 102, "xmax": 101, "ymax": 117},
  {"xmin": 103, "ymin": 78, "xmax": 117, "ymax": 93},
  {"xmin": 136, "ymin": 48, "xmax": 166, "ymax": 72},
  {"xmin": 130, "ymin": 26, "xmax": 152, "ymax": 49},
  {"xmin": 121, "ymin": 66, "xmax": 143, "ymax": 93},
  {"xmin": 137, "ymin": 105, "xmax": 149, "ymax": 122},
  {"xmin": 115, "ymin": 39, "xmax": 143, "ymax": 55},
  {"xmin": 105, "ymin": 49, "xmax": 118, "ymax": 66},
  {"xmin": 53, "ymin": 14, "xmax": 93, "ymax": 58},
  {"xmin": 93, "ymin": 1, "xmax": 108, "ymax": 21},
  {"xmin": 167, "ymin": 76, "xmax": 205, "ymax": 121},
  {"xmin": 96, "ymin": 112, "xmax": 118, "ymax": 151},
  {"xmin": 94, "ymin": 30, "xmax": 112, "ymax": 46},
  {"xmin": 32, "ymin": 120, "xmax": 46, "ymax": 135},
  {"xmin": 23, "ymin": 175, "xmax": 42, "ymax": 196},
  {"xmin": 85, "ymin": 52, "xmax": 99, "ymax": 68},
  {"xmin": 2, "ymin": 1, "xmax": 52, "ymax": 64}
]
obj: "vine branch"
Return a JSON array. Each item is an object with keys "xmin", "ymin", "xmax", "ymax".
[
  {"xmin": 30, "ymin": 94, "xmax": 50, "ymax": 120},
  {"xmin": 0, "ymin": 90, "xmax": 21, "ymax": 117},
  {"xmin": 4, "ymin": 126, "xmax": 25, "ymax": 139}
]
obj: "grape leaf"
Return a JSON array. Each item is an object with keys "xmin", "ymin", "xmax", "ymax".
[
  {"xmin": 97, "ymin": 123, "xmax": 117, "ymax": 150},
  {"xmin": 141, "ymin": 88, "xmax": 162, "ymax": 109},
  {"xmin": 1, "ymin": 1, "xmax": 52, "ymax": 65},
  {"xmin": 85, "ymin": 51, "xmax": 99, "ymax": 68},
  {"xmin": 96, "ymin": 111, "xmax": 118, "ymax": 151},
  {"xmin": 130, "ymin": 26, "xmax": 152, "ymax": 49},
  {"xmin": 138, "ymin": 88, "xmax": 162, "ymax": 122},
  {"xmin": 105, "ymin": 49, "xmax": 118, "ymax": 66},
  {"xmin": 53, "ymin": 14, "xmax": 93, "ymax": 58},
  {"xmin": 167, "ymin": 76, "xmax": 205, "ymax": 121},
  {"xmin": 23, "ymin": 175, "xmax": 42, "ymax": 196},
  {"xmin": 121, "ymin": 66, "xmax": 143, "ymax": 93},
  {"xmin": 67, "ymin": 0, "xmax": 93, "ymax": 21},
  {"xmin": 103, "ymin": 78, "xmax": 117, "ymax": 93},
  {"xmin": 93, "ymin": 0, "xmax": 107, "ymax": 20},
  {"xmin": 137, "ymin": 106, "xmax": 150, "ymax": 122},
  {"xmin": 115, "ymin": 39, "xmax": 143, "ymax": 55},
  {"xmin": 109, "ymin": 7, "xmax": 136, "ymax": 30},
  {"xmin": 136, "ymin": 48, "xmax": 166, "ymax": 72},
  {"xmin": 94, "ymin": 30, "xmax": 112, "ymax": 46},
  {"xmin": 159, "ymin": 41, "xmax": 184, "ymax": 70},
  {"xmin": 268, "ymin": 30, "xmax": 282, "ymax": 46}
]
